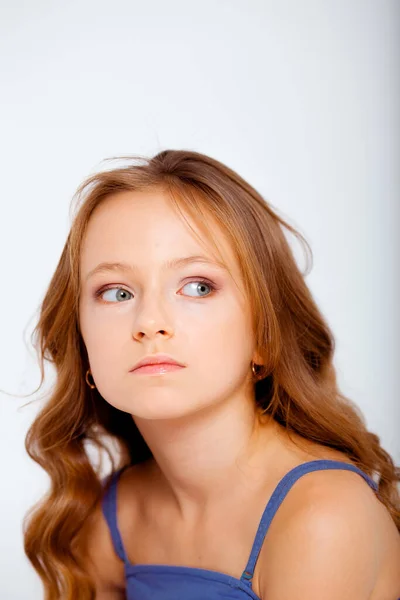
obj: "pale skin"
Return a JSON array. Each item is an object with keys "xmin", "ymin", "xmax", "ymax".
[{"xmin": 77, "ymin": 188, "xmax": 400, "ymax": 599}]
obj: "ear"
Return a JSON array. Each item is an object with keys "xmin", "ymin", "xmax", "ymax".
[{"xmin": 252, "ymin": 350, "xmax": 264, "ymax": 366}]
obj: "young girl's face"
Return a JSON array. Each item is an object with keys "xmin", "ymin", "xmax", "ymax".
[{"xmin": 79, "ymin": 188, "xmax": 258, "ymax": 420}]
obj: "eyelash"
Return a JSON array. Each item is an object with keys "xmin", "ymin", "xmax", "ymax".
[{"xmin": 93, "ymin": 278, "xmax": 218, "ymax": 303}]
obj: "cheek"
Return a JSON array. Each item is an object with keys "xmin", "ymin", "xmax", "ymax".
[
  {"xmin": 79, "ymin": 304, "xmax": 125, "ymax": 366},
  {"xmin": 185, "ymin": 302, "xmax": 253, "ymax": 366}
]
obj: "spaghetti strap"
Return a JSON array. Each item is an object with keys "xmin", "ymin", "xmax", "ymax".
[
  {"xmin": 240, "ymin": 459, "xmax": 379, "ymax": 588},
  {"xmin": 101, "ymin": 466, "xmax": 130, "ymax": 563}
]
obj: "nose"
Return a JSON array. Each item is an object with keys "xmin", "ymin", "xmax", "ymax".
[
  {"xmin": 131, "ymin": 296, "xmax": 174, "ymax": 342},
  {"xmin": 133, "ymin": 325, "xmax": 173, "ymax": 341}
]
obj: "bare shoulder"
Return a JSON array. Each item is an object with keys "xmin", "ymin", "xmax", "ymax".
[
  {"xmin": 71, "ymin": 495, "xmax": 126, "ymax": 596},
  {"xmin": 69, "ymin": 462, "xmax": 152, "ymax": 597},
  {"xmin": 257, "ymin": 465, "xmax": 400, "ymax": 600},
  {"xmin": 70, "ymin": 462, "xmax": 152, "ymax": 596}
]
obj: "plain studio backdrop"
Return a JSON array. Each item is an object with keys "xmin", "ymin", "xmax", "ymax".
[{"xmin": 0, "ymin": 1, "xmax": 399, "ymax": 598}]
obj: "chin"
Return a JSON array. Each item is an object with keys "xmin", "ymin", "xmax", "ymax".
[{"xmin": 129, "ymin": 397, "xmax": 210, "ymax": 422}]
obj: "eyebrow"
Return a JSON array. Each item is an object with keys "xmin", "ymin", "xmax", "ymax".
[{"xmin": 85, "ymin": 255, "xmax": 228, "ymax": 281}]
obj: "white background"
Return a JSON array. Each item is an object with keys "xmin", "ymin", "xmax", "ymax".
[{"xmin": 0, "ymin": 1, "xmax": 398, "ymax": 598}]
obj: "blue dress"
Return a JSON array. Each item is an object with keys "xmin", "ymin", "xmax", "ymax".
[{"xmin": 101, "ymin": 459, "xmax": 380, "ymax": 599}]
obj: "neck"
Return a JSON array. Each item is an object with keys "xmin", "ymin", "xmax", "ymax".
[{"xmin": 132, "ymin": 391, "xmax": 280, "ymax": 520}]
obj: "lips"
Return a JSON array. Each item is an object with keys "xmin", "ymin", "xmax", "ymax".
[
  {"xmin": 130, "ymin": 354, "xmax": 185, "ymax": 372},
  {"xmin": 133, "ymin": 363, "xmax": 184, "ymax": 375}
]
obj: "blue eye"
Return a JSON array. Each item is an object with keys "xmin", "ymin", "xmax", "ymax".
[
  {"xmin": 95, "ymin": 278, "xmax": 217, "ymax": 303},
  {"xmin": 181, "ymin": 280, "xmax": 215, "ymax": 297},
  {"xmin": 99, "ymin": 288, "xmax": 133, "ymax": 302}
]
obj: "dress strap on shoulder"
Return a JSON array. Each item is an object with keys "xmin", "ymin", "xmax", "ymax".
[
  {"xmin": 101, "ymin": 465, "xmax": 130, "ymax": 563},
  {"xmin": 240, "ymin": 459, "xmax": 379, "ymax": 588}
]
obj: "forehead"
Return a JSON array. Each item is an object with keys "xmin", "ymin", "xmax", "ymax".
[{"xmin": 80, "ymin": 189, "xmax": 238, "ymax": 276}]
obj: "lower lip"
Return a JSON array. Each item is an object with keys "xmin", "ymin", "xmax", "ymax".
[{"xmin": 132, "ymin": 363, "xmax": 185, "ymax": 375}]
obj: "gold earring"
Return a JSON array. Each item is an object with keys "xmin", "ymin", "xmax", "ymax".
[
  {"xmin": 251, "ymin": 362, "xmax": 257, "ymax": 377},
  {"xmin": 85, "ymin": 369, "xmax": 96, "ymax": 389}
]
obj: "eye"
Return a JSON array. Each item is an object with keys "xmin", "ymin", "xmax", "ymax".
[
  {"xmin": 97, "ymin": 287, "xmax": 133, "ymax": 303},
  {"xmin": 181, "ymin": 279, "xmax": 216, "ymax": 298},
  {"xmin": 95, "ymin": 279, "xmax": 217, "ymax": 303}
]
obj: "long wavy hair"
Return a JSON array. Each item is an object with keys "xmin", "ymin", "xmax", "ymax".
[{"xmin": 23, "ymin": 149, "xmax": 400, "ymax": 599}]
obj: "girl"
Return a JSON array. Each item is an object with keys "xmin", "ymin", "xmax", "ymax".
[{"xmin": 23, "ymin": 150, "xmax": 400, "ymax": 599}]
